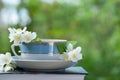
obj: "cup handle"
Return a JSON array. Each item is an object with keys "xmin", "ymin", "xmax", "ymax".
[{"xmin": 11, "ymin": 44, "xmax": 19, "ymax": 58}]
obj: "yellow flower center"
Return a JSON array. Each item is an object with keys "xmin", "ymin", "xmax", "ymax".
[
  {"xmin": 17, "ymin": 28, "xmax": 22, "ymax": 32},
  {"xmin": 3, "ymin": 56, "xmax": 9, "ymax": 62},
  {"xmin": 25, "ymin": 34, "xmax": 31, "ymax": 41},
  {"xmin": 14, "ymin": 35, "xmax": 21, "ymax": 41},
  {"xmin": 72, "ymin": 53, "xmax": 77, "ymax": 59},
  {"xmin": 64, "ymin": 54, "xmax": 69, "ymax": 60}
]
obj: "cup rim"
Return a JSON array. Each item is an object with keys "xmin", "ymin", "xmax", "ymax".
[{"xmin": 22, "ymin": 39, "xmax": 67, "ymax": 44}]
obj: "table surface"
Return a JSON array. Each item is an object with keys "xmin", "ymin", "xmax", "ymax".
[
  {"xmin": 0, "ymin": 66, "xmax": 88, "ymax": 75},
  {"xmin": 0, "ymin": 67, "xmax": 88, "ymax": 80}
]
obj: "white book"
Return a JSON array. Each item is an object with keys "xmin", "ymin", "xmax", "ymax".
[{"xmin": 0, "ymin": 67, "xmax": 88, "ymax": 80}]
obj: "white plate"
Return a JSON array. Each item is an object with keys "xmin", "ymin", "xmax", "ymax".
[{"xmin": 13, "ymin": 57, "xmax": 76, "ymax": 71}]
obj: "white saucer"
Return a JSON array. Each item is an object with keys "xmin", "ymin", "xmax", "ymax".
[
  {"xmin": 12, "ymin": 57, "xmax": 76, "ymax": 71},
  {"xmin": 20, "ymin": 54, "xmax": 60, "ymax": 60}
]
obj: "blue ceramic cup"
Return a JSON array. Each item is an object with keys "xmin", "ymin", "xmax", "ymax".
[
  {"xmin": 11, "ymin": 39, "xmax": 67, "ymax": 60},
  {"xmin": 20, "ymin": 42, "xmax": 58, "ymax": 54}
]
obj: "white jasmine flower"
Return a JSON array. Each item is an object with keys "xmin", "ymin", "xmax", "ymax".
[
  {"xmin": 9, "ymin": 34, "xmax": 14, "ymax": 42},
  {"xmin": 8, "ymin": 27, "xmax": 25, "ymax": 43},
  {"xmin": 66, "ymin": 43, "xmax": 73, "ymax": 52},
  {"xmin": 0, "ymin": 52, "xmax": 12, "ymax": 65},
  {"xmin": 8, "ymin": 28, "xmax": 16, "ymax": 42},
  {"xmin": 8, "ymin": 27, "xmax": 37, "ymax": 45},
  {"xmin": 22, "ymin": 31, "xmax": 37, "ymax": 43},
  {"xmin": 69, "ymin": 47, "xmax": 82, "ymax": 62},
  {"xmin": 8, "ymin": 28, "xmax": 15, "ymax": 34},
  {"xmin": 15, "ymin": 27, "xmax": 27, "ymax": 34},
  {"xmin": 0, "ymin": 64, "xmax": 4, "ymax": 72},
  {"xmin": 4, "ymin": 65, "xmax": 14, "ymax": 72},
  {"xmin": 76, "ymin": 47, "xmax": 82, "ymax": 53},
  {"xmin": 60, "ymin": 52, "xmax": 71, "ymax": 61},
  {"xmin": 62, "ymin": 46, "xmax": 82, "ymax": 62},
  {"xmin": 0, "ymin": 52, "xmax": 13, "ymax": 72},
  {"xmin": 13, "ymin": 33, "xmax": 22, "ymax": 45},
  {"xmin": 8, "ymin": 27, "xmax": 26, "ymax": 36}
]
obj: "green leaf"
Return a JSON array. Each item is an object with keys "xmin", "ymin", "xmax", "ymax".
[
  {"xmin": 56, "ymin": 41, "xmax": 77, "ymax": 54},
  {"xmin": 56, "ymin": 43, "xmax": 66, "ymax": 54},
  {"xmin": 66, "ymin": 41, "xmax": 77, "ymax": 48},
  {"xmin": 33, "ymin": 37, "xmax": 41, "ymax": 42}
]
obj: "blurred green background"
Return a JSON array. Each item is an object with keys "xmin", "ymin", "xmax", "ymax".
[{"xmin": 0, "ymin": 0, "xmax": 120, "ymax": 80}]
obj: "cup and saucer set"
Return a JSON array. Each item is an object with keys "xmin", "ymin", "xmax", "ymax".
[{"xmin": 11, "ymin": 39, "xmax": 76, "ymax": 71}]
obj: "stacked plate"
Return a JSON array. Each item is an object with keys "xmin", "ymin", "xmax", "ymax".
[
  {"xmin": 12, "ymin": 39, "xmax": 76, "ymax": 71},
  {"xmin": 13, "ymin": 56, "xmax": 75, "ymax": 71}
]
